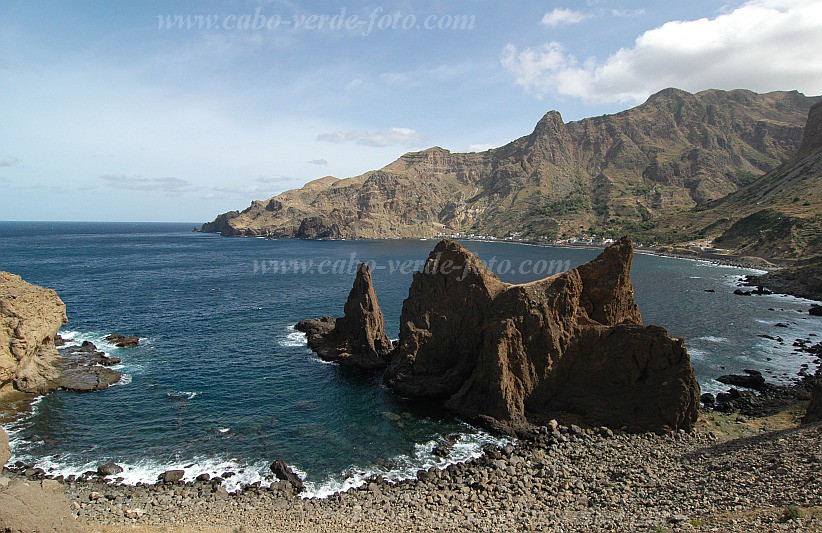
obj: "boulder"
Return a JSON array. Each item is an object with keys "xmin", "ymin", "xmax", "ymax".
[
  {"xmin": 96, "ymin": 462, "xmax": 124, "ymax": 477},
  {"xmin": 1, "ymin": 272, "xmax": 67, "ymax": 395},
  {"xmin": 296, "ymin": 263, "xmax": 392, "ymax": 369},
  {"xmin": 804, "ymin": 385, "xmax": 822, "ymax": 424},
  {"xmin": 810, "ymin": 305, "xmax": 822, "ymax": 317},
  {"xmin": 105, "ymin": 334, "xmax": 139, "ymax": 348},
  {"xmin": 0, "ymin": 427, "xmax": 9, "ymax": 467},
  {"xmin": 158, "ymin": 470, "xmax": 185, "ymax": 483},
  {"xmin": 270, "ymin": 460, "xmax": 305, "ymax": 493},
  {"xmin": 385, "ymin": 238, "xmax": 700, "ymax": 434}
]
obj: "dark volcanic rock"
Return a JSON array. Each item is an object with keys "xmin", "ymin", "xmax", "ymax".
[
  {"xmin": 717, "ymin": 369, "xmax": 767, "ymax": 390},
  {"xmin": 56, "ymin": 343, "xmax": 122, "ymax": 392},
  {"xmin": 296, "ymin": 263, "xmax": 392, "ymax": 369},
  {"xmin": 810, "ymin": 305, "xmax": 822, "ymax": 317},
  {"xmin": 384, "ymin": 238, "xmax": 700, "ymax": 434},
  {"xmin": 97, "ymin": 462, "xmax": 124, "ymax": 477},
  {"xmin": 805, "ymin": 385, "xmax": 822, "ymax": 424},
  {"xmin": 105, "ymin": 333, "xmax": 139, "ymax": 347},
  {"xmin": 270, "ymin": 460, "xmax": 304, "ymax": 493}
]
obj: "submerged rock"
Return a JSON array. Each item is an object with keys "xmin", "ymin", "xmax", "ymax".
[
  {"xmin": 296, "ymin": 263, "xmax": 392, "ymax": 369},
  {"xmin": 384, "ymin": 238, "xmax": 700, "ymax": 434}
]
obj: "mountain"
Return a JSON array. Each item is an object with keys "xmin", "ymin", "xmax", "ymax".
[
  {"xmin": 658, "ymin": 100, "xmax": 822, "ymax": 259},
  {"xmin": 202, "ymin": 88, "xmax": 820, "ymax": 249}
]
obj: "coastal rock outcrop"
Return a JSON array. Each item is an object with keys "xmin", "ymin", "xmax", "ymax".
[
  {"xmin": 1, "ymin": 273, "xmax": 122, "ymax": 397},
  {"xmin": 296, "ymin": 263, "xmax": 392, "ymax": 369},
  {"xmin": 56, "ymin": 341, "xmax": 122, "ymax": 391},
  {"xmin": 385, "ymin": 238, "xmax": 700, "ymax": 434},
  {"xmin": 1, "ymin": 272, "xmax": 67, "ymax": 396}
]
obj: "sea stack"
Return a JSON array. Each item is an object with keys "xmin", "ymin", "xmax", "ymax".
[
  {"xmin": 296, "ymin": 263, "xmax": 392, "ymax": 369},
  {"xmin": 385, "ymin": 238, "xmax": 700, "ymax": 435}
]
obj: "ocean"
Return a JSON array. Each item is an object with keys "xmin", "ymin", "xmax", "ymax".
[{"xmin": 0, "ymin": 222, "xmax": 818, "ymax": 496}]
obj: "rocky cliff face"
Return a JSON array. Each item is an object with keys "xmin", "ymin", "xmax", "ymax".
[
  {"xmin": 385, "ymin": 239, "xmax": 700, "ymax": 434},
  {"xmin": 660, "ymin": 100, "xmax": 822, "ymax": 259},
  {"xmin": 1, "ymin": 272, "xmax": 67, "ymax": 396},
  {"xmin": 203, "ymin": 88, "xmax": 818, "ymax": 251},
  {"xmin": 1, "ymin": 272, "xmax": 121, "ymax": 398},
  {"xmin": 296, "ymin": 263, "xmax": 392, "ymax": 369}
]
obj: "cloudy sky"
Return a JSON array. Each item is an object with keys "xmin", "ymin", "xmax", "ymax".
[{"xmin": 1, "ymin": 0, "xmax": 821, "ymax": 222}]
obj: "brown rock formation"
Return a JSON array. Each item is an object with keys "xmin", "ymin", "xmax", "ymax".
[
  {"xmin": 296, "ymin": 263, "xmax": 392, "ymax": 369},
  {"xmin": 385, "ymin": 238, "xmax": 700, "ymax": 434},
  {"xmin": 1, "ymin": 272, "xmax": 67, "ymax": 396}
]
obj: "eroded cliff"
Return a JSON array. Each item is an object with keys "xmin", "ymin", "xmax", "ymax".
[{"xmin": 1, "ymin": 272, "xmax": 67, "ymax": 396}]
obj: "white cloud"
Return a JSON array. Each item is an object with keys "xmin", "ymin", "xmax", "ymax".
[
  {"xmin": 611, "ymin": 8, "xmax": 645, "ymax": 18},
  {"xmin": 317, "ymin": 127, "xmax": 425, "ymax": 147},
  {"xmin": 0, "ymin": 155, "xmax": 21, "ymax": 167},
  {"xmin": 99, "ymin": 174, "xmax": 202, "ymax": 196},
  {"xmin": 504, "ymin": 0, "xmax": 822, "ymax": 104},
  {"xmin": 306, "ymin": 158, "xmax": 328, "ymax": 165},
  {"xmin": 255, "ymin": 174, "xmax": 292, "ymax": 183},
  {"xmin": 540, "ymin": 8, "xmax": 590, "ymax": 27},
  {"xmin": 467, "ymin": 143, "xmax": 498, "ymax": 152}
]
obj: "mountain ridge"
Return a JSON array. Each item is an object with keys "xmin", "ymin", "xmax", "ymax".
[{"xmin": 202, "ymin": 88, "xmax": 821, "ymax": 258}]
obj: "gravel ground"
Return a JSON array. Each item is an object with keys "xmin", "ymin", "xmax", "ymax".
[{"xmin": 12, "ymin": 415, "xmax": 813, "ymax": 532}]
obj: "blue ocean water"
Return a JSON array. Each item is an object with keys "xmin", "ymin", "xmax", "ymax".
[{"xmin": 0, "ymin": 222, "xmax": 818, "ymax": 495}]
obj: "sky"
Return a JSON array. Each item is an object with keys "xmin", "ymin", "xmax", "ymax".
[{"xmin": 1, "ymin": 0, "xmax": 821, "ymax": 223}]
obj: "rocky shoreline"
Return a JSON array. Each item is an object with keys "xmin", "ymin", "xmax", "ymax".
[{"xmin": 2, "ymin": 412, "xmax": 820, "ymax": 532}]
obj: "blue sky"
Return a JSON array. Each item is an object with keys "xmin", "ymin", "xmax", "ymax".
[{"xmin": 1, "ymin": 0, "xmax": 821, "ymax": 222}]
